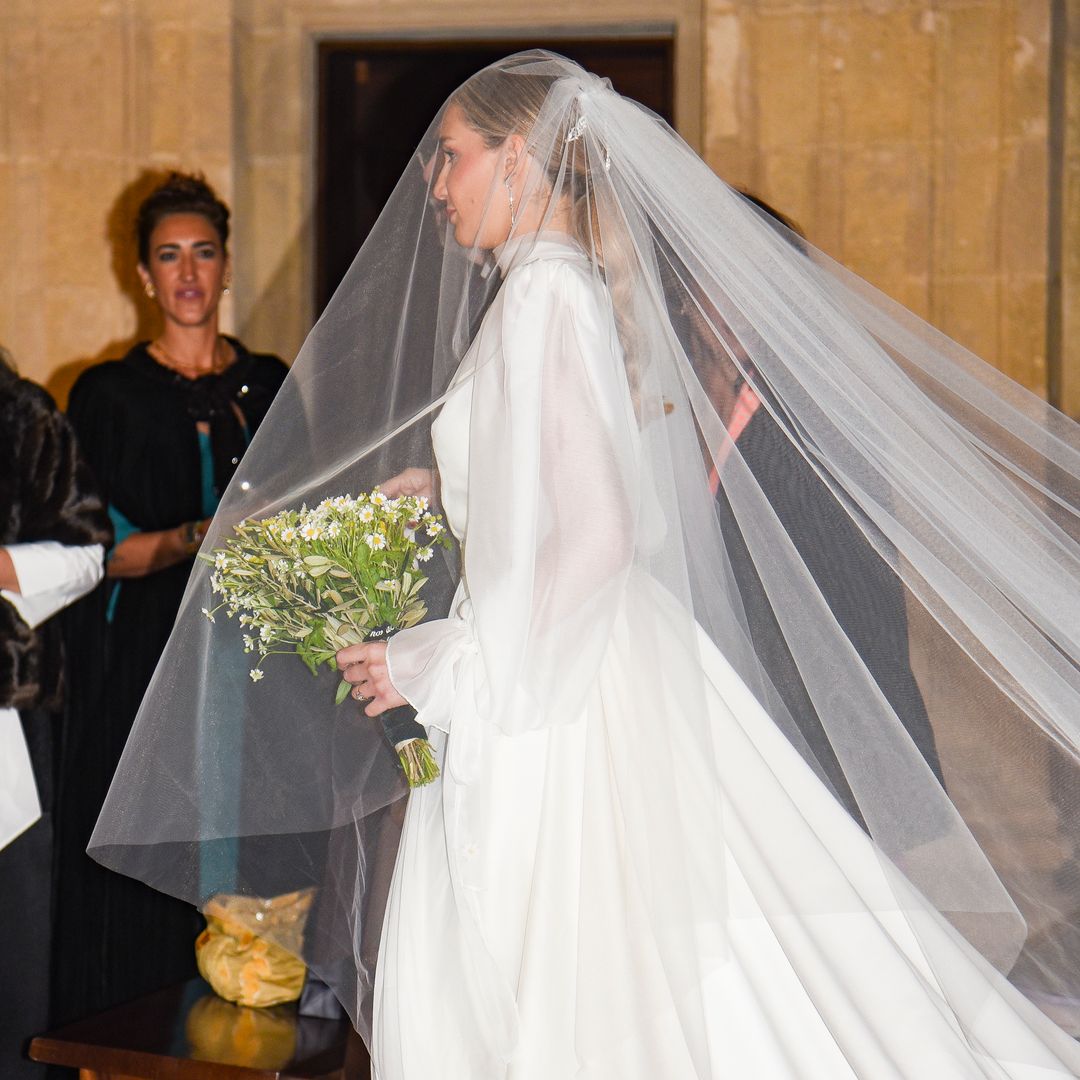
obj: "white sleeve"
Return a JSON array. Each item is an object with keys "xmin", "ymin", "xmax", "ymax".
[
  {"xmin": 0, "ymin": 708, "xmax": 42, "ymax": 851},
  {"xmin": 2, "ymin": 541, "xmax": 106, "ymax": 629},
  {"xmin": 384, "ymin": 257, "xmax": 639, "ymax": 736},
  {"xmin": 384, "ymin": 614, "xmax": 478, "ymax": 735}
]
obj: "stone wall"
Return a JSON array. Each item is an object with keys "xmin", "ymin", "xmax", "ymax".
[
  {"xmin": 705, "ymin": 0, "xmax": 1054, "ymax": 396},
  {"xmin": 1060, "ymin": 0, "xmax": 1080, "ymax": 415},
  {"xmin": 1, "ymin": 0, "xmax": 235, "ymax": 404},
  {"xmin": 0, "ymin": 0, "xmax": 1071, "ymax": 411}
]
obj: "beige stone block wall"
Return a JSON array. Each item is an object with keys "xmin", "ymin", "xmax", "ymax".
[
  {"xmin": 0, "ymin": 0, "xmax": 235, "ymax": 404},
  {"xmin": 230, "ymin": 0, "xmax": 310, "ymax": 370},
  {"xmin": 1060, "ymin": 0, "xmax": 1080, "ymax": 417},
  {"xmin": 704, "ymin": 0, "xmax": 1054, "ymax": 397},
  {"xmin": 0, "ymin": 0, "xmax": 1071, "ymax": 411}
]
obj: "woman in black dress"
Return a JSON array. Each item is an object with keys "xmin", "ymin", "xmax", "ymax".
[{"xmin": 54, "ymin": 173, "xmax": 288, "ymax": 1024}]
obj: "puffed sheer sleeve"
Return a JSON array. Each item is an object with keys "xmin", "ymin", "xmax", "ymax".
[{"xmin": 386, "ymin": 256, "xmax": 640, "ymax": 736}]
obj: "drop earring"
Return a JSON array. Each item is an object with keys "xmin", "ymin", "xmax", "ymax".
[
  {"xmin": 144, "ymin": 281, "xmax": 156, "ymax": 299},
  {"xmin": 505, "ymin": 176, "xmax": 517, "ymax": 230}
]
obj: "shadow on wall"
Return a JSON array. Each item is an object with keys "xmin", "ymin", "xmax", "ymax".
[
  {"xmin": 234, "ymin": 183, "xmax": 311, "ymax": 369},
  {"xmin": 46, "ymin": 169, "xmax": 173, "ymax": 408}
]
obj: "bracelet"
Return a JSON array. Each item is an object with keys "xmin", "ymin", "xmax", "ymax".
[{"xmin": 181, "ymin": 520, "xmax": 205, "ymax": 556}]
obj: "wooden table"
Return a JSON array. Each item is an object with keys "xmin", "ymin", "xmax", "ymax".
[{"xmin": 29, "ymin": 978, "xmax": 370, "ymax": 1079}]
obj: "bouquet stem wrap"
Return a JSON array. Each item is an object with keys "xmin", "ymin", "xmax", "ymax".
[{"xmin": 364, "ymin": 623, "xmax": 439, "ymax": 787}]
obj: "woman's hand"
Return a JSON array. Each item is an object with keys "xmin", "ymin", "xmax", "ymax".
[
  {"xmin": 378, "ymin": 467, "xmax": 436, "ymax": 502},
  {"xmin": 106, "ymin": 517, "xmax": 214, "ymax": 579},
  {"xmin": 337, "ymin": 641, "xmax": 409, "ymax": 717},
  {"xmin": 0, "ymin": 547, "xmax": 20, "ymax": 593}
]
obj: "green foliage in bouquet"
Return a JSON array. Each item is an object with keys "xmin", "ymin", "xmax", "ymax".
[{"xmin": 198, "ymin": 491, "xmax": 452, "ymax": 785}]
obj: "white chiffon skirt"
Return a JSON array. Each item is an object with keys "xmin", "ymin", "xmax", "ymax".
[{"xmin": 372, "ymin": 578, "xmax": 1080, "ymax": 1079}]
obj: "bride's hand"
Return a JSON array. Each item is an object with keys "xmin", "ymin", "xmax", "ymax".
[
  {"xmin": 378, "ymin": 467, "xmax": 435, "ymax": 501},
  {"xmin": 337, "ymin": 641, "xmax": 408, "ymax": 717}
]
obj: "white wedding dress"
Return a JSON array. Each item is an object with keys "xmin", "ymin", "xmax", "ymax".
[{"xmin": 372, "ymin": 239, "xmax": 1080, "ymax": 1079}]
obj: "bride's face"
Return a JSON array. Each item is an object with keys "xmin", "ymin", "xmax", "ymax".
[{"xmin": 433, "ymin": 104, "xmax": 513, "ymax": 250}]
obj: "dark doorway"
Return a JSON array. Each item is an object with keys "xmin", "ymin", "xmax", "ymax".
[{"xmin": 316, "ymin": 39, "xmax": 675, "ymax": 314}]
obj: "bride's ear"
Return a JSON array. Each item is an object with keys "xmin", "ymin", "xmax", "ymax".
[{"xmin": 502, "ymin": 133, "xmax": 526, "ymax": 180}]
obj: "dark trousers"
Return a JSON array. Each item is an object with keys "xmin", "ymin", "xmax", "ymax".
[{"xmin": 0, "ymin": 813, "xmax": 53, "ymax": 1079}]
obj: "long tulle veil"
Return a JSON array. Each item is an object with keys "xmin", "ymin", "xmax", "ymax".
[{"xmin": 91, "ymin": 51, "xmax": 1080, "ymax": 1068}]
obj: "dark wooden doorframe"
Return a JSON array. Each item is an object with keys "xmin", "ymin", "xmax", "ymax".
[{"xmin": 315, "ymin": 38, "xmax": 675, "ymax": 315}]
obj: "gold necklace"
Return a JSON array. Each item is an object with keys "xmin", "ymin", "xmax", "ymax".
[{"xmin": 149, "ymin": 336, "xmax": 233, "ymax": 378}]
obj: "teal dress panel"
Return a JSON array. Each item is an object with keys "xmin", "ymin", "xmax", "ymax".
[
  {"xmin": 105, "ymin": 430, "xmax": 229, "ymax": 622},
  {"xmin": 106, "ymin": 431, "xmax": 242, "ymax": 892}
]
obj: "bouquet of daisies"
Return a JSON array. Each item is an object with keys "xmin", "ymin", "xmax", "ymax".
[{"xmin": 199, "ymin": 490, "xmax": 452, "ymax": 786}]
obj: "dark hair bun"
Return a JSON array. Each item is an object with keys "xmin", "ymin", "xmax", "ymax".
[{"xmin": 136, "ymin": 171, "xmax": 230, "ymax": 263}]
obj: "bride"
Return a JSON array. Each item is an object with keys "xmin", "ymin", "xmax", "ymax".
[{"xmin": 92, "ymin": 53, "xmax": 1080, "ymax": 1077}]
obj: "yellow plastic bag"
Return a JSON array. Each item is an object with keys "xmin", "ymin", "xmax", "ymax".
[{"xmin": 195, "ymin": 890, "xmax": 313, "ymax": 1008}]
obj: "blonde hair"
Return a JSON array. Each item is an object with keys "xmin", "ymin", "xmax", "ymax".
[
  {"xmin": 452, "ymin": 67, "xmax": 646, "ymax": 394},
  {"xmin": 451, "ymin": 69, "xmax": 597, "ymax": 255}
]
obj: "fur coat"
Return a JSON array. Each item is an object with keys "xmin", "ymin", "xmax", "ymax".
[{"xmin": 0, "ymin": 370, "xmax": 111, "ymax": 710}]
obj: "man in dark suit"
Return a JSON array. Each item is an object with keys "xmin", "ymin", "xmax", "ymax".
[{"xmin": 669, "ymin": 196, "xmax": 945, "ymax": 828}]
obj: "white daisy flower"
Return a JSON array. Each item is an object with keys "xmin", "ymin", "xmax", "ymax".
[
  {"xmin": 243, "ymin": 635, "xmax": 255, "ymax": 653},
  {"xmin": 280, "ymin": 526, "xmax": 298, "ymax": 543},
  {"xmin": 332, "ymin": 495, "xmax": 352, "ymax": 510},
  {"xmin": 214, "ymin": 551, "xmax": 229, "ymax": 570},
  {"xmin": 426, "ymin": 521, "xmax": 444, "ymax": 537},
  {"xmin": 300, "ymin": 523, "xmax": 322, "ymax": 541},
  {"xmin": 371, "ymin": 491, "xmax": 389, "ymax": 508},
  {"xmin": 260, "ymin": 625, "xmax": 273, "ymax": 642},
  {"xmin": 415, "ymin": 496, "xmax": 430, "ymax": 512},
  {"xmin": 325, "ymin": 521, "xmax": 341, "ymax": 538},
  {"xmin": 249, "ymin": 668, "xmax": 265, "ymax": 682},
  {"xmin": 358, "ymin": 505, "xmax": 375, "ymax": 523},
  {"xmin": 365, "ymin": 533, "xmax": 387, "ymax": 551},
  {"xmin": 416, "ymin": 546, "xmax": 434, "ymax": 562}
]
